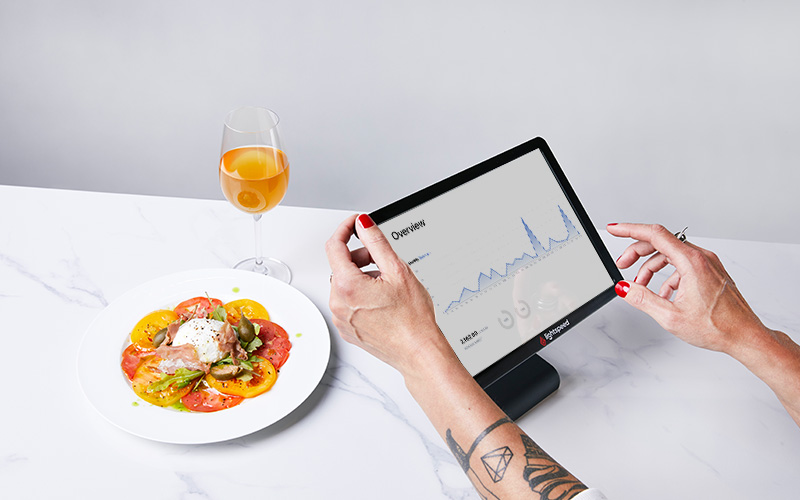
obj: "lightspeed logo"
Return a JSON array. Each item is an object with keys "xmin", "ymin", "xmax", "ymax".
[{"xmin": 543, "ymin": 318, "xmax": 570, "ymax": 341}]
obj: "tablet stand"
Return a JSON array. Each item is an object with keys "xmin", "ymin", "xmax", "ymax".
[{"xmin": 482, "ymin": 354, "xmax": 560, "ymax": 421}]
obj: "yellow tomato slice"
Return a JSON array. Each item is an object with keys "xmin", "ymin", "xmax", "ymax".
[
  {"xmin": 204, "ymin": 358, "xmax": 277, "ymax": 398},
  {"xmin": 130, "ymin": 356, "xmax": 195, "ymax": 407},
  {"xmin": 224, "ymin": 299, "xmax": 269, "ymax": 325},
  {"xmin": 130, "ymin": 309, "xmax": 179, "ymax": 349}
]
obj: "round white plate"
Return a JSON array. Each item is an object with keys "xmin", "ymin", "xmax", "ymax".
[{"xmin": 77, "ymin": 269, "xmax": 330, "ymax": 444}]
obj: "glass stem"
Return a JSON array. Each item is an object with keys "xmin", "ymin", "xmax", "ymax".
[{"xmin": 253, "ymin": 213, "xmax": 266, "ymax": 274}]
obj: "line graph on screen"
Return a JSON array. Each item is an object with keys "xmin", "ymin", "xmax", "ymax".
[{"xmin": 443, "ymin": 206, "xmax": 581, "ymax": 314}]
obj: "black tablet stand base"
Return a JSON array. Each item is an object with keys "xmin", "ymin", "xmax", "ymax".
[{"xmin": 482, "ymin": 354, "xmax": 560, "ymax": 421}]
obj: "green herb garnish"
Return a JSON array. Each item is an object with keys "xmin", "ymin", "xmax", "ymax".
[
  {"xmin": 147, "ymin": 368, "xmax": 203, "ymax": 393},
  {"xmin": 211, "ymin": 306, "xmax": 227, "ymax": 322}
]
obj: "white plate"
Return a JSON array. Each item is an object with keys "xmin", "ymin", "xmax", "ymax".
[{"xmin": 77, "ymin": 269, "xmax": 330, "ymax": 444}]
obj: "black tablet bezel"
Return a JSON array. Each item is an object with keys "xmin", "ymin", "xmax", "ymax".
[{"xmin": 369, "ymin": 137, "xmax": 623, "ymax": 387}]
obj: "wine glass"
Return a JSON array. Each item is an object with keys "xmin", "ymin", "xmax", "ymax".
[{"xmin": 219, "ymin": 106, "xmax": 292, "ymax": 283}]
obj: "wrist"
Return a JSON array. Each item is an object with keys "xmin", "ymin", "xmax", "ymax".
[
  {"xmin": 727, "ymin": 324, "xmax": 794, "ymax": 376},
  {"xmin": 400, "ymin": 327, "xmax": 509, "ymax": 435},
  {"xmin": 400, "ymin": 328, "xmax": 468, "ymax": 393}
]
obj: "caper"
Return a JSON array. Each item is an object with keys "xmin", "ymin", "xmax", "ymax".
[
  {"xmin": 238, "ymin": 314, "xmax": 256, "ymax": 343},
  {"xmin": 152, "ymin": 328, "xmax": 167, "ymax": 348},
  {"xmin": 210, "ymin": 364, "xmax": 242, "ymax": 381}
]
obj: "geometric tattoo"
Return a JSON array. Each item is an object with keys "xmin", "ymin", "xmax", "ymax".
[
  {"xmin": 446, "ymin": 417, "xmax": 513, "ymax": 499},
  {"xmin": 481, "ymin": 446, "xmax": 513, "ymax": 482},
  {"xmin": 446, "ymin": 417, "xmax": 513, "ymax": 473}
]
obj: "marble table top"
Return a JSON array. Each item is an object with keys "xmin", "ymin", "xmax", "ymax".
[{"xmin": 1, "ymin": 185, "xmax": 798, "ymax": 499}]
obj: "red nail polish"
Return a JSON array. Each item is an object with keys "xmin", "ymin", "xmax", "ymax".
[
  {"xmin": 615, "ymin": 281, "xmax": 630, "ymax": 298},
  {"xmin": 607, "ymin": 223, "xmax": 618, "ymax": 226},
  {"xmin": 357, "ymin": 214, "xmax": 375, "ymax": 229}
]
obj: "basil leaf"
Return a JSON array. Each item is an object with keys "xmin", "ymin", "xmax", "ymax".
[
  {"xmin": 211, "ymin": 306, "xmax": 227, "ymax": 322},
  {"xmin": 214, "ymin": 355, "xmax": 234, "ymax": 366},
  {"xmin": 244, "ymin": 336, "xmax": 263, "ymax": 353},
  {"xmin": 240, "ymin": 323, "xmax": 261, "ymax": 352},
  {"xmin": 147, "ymin": 368, "xmax": 203, "ymax": 393}
]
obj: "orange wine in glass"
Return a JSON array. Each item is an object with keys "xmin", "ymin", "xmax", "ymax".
[{"xmin": 219, "ymin": 106, "xmax": 291, "ymax": 282}]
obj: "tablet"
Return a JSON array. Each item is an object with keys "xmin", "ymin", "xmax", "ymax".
[{"xmin": 369, "ymin": 137, "xmax": 622, "ymax": 412}]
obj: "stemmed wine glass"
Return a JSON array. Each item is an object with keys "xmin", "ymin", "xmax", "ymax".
[{"xmin": 219, "ymin": 106, "xmax": 292, "ymax": 283}]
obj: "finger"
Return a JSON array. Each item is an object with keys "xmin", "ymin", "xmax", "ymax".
[
  {"xmin": 325, "ymin": 214, "xmax": 361, "ymax": 276},
  {"xmin": 634, "ymin": 252, "xmax": 670, "ymax": 286},
  {"xmin": 616, "ymin": 240, "xmax": 658, "ymax": 269},
  {"xmin": 354, "ymin": 214, "xmax": 406, "ymax": 275},
  {"xmin": 350, "ymin": 247, "xmax": 374, "ymax": 269},
  {"xmin": 615, "ymin": 280, "xmax": 675, "ymax": 328},
  {"xmin": 608, "ymin": 223, "xmax": 692, "ymax": 271},
  {"xmin": 659, "ymin": 270, "xmax": 681, "ymax": 300}
]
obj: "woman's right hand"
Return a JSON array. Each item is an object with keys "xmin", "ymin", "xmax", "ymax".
[
  {"xmin": 607, "ymin": 223, "xmax": 769, "ymax": 356},
  {"xmin": 608, "ymin": 223, "xmax": 800, "ymax": 426}
]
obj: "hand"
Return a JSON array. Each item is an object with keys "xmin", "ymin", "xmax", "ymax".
[
  {"xmin": 609, "ymin": 223, "xmax": 800, "ymax": 427},
  {"xmin": 325, "ymin": 214, "xmax": 444, "ymax": 374},
  {"xmin": 607, "ymin": 223, "xmax": 768, "ymax": 356}
]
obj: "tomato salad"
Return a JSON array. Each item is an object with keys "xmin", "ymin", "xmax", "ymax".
[{"xmin": 121, "ymin": 296, "xmax": 292, "ymax": 412}]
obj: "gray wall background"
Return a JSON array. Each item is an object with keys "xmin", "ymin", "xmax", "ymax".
[{"xmin": 2, "ymin": 1, "xmax": 798, "ymax": 243}]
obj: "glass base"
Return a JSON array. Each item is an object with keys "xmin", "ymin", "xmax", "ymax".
[{"xmin": 233, "ymin": 257, "xmax": 292, "ymax": 283}]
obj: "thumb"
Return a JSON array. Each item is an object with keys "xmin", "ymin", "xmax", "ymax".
[
  {"xmin": 615, "ymin": 280, "xmax": 675, "ymax": 328},
  {"xmin": 355, "ymin": 214, "xmax": 406, "ymax": 273}
]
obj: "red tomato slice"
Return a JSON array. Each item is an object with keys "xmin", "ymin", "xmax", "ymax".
[
  {"xmin": 263, "ymin": 337, "xmax": 292, "ymax": 369},
  {"xmin": 252, "ymin": 319, "xmax": 292, "ymax": 369},
  {"xmin": 121, "ymin": 343, "xmax": 154, "ymax": 380},
  {"xmin": 181, "ymin": 389, "xmax": 244, "ymax": 412},
  {"xmin": 174, "ymin": 296, "xmax": 224, "ymax": 320},
  {"xmin": 252, "ymin": 319, "xmax": 289, "ymax": 340}
]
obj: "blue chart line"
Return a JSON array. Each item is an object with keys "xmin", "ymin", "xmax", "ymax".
[{"xmin": 443, "ymin": 206, "xmax": 580, "ymax": 314}]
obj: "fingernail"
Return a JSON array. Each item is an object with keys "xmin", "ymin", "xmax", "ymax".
[
  {"xmin": 615, "ymin": 281, "xmax": 630, "ymax": 298},
  {"xmin": 357, "ymin": 214, "xmax": 375, "ymax": 229},
  {"xmin": 607, "ymin": 223, "xmax": 618, "ymax": 226}
]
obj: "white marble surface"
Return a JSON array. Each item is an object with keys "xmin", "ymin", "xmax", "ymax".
[{"xmin": 1, "ymin": 184, "xmax": 798, "ymax": 499}]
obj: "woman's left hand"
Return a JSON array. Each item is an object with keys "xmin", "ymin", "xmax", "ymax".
[{"xmin": 325, "ymin": 214, "xmax": 444, "ymax": 375}]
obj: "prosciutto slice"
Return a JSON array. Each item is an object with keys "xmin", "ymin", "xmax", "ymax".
[
  {"xmin": 155, "ymin": 344, "xmax": 210, "ymax": 374},
  {"xmin": 218, "ymin": 322, "xmax": 248, "ymax": 361},
  {"xmin": 163, "ymin": 320, "xmax": 182, "ymax": 346}
]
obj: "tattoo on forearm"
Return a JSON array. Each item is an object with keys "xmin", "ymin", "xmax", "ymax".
[
  {"xmin": 447, "ymin": 417, "xmax": 513, "ymax": 472},
  {"xmin": 446, "ymin": 417, "xmax": 512, "ymax": 499},
  {"xmin": 521, "ymin": 434, "xmax": 587, "ymax": 499},
  {"xmin": 445, "ymin": 418, "xmax": 586, "ymax": 500},
  {"xmin": 481, "ymin": 446, "xmax": 514, "ymax": 482}
]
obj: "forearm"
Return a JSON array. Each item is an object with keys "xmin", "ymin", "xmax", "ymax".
[
  {"xmin": 402, "ymin": 334, "xmax": 587, "ymax": 499},
  {"xmin": 730, "ymin": 326, "xmax": 800, "ymax": 426}
]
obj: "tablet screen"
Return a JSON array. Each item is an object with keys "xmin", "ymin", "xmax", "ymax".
[{"xmin": 371, "ymin": 138, "xmax": 620, "ymax": 378}]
